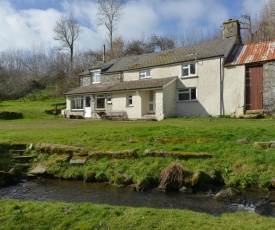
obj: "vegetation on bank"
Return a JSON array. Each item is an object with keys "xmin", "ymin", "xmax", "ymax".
[
  {"xmin": 0, "ymin": 199, "xmax": 274, "ymax": 230},
  {"xmin": 0, "ymin": 98, "xmax": 275, "ymax": 190}
]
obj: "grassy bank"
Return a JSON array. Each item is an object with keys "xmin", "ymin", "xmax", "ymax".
[
  {"xmin": 1, "ymin": 99, "xmax": 275, "ymax": 188},
  {"xmin": 0, "ymin": 199, "xmax": 274, "ymax": 230}
]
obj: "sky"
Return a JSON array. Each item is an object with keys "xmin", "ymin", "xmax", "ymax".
[{"xmin": 0, "ymin": 0, "xmax": 269, "ymax": 52}]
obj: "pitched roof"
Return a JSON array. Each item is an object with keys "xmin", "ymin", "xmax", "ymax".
[
  {"xmin": 225, "ymin": 40, "xmax": 275, "ymax": 66},
  {"xmin": 64, "ymin": 77, "xmax": 177, "ymax": 95},
  {"xmin": 88, "ymin": 37, "xmax": 237, "ymax": 73}
]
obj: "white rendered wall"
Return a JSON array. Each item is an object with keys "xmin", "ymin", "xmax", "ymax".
[
  {"xmin": 223, "ymin": 65, "xmax": 245, "ymax": 116},
  {"xmin": 176, "ymin": 58, "xmax": 222, "ymax": 117},
  {"xmin": 123, "ymin": 65, "xmax": 180, "ymax": 81}
]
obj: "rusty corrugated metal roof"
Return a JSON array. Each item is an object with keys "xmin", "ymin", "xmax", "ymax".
[{"xmin": 225, "ymin": 40, "xmax": 275, "ymax": 66}]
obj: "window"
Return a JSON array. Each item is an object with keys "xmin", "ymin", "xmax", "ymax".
[
  {"xmin": 107, "ymin": 94, "xmax": 112, "ymax": 104},
  {"xmin": 96, "ymin": 95, "xmax": 105, "ymax": 109},
  {"xmin": 182, "ymin": 63, "xmax": 196, "ymax": 77},
  {"xmin": 127, "ymin": 95, "xmax": 133, "ymax": 106},
  {"xmin": 139, "ymin": 70, "xmax": 151, "ymax": 79},
  {"xmin": 91, "ymin": 70, "xmax": 101, "ymax": 84},
  {"xmin": 71, "ymin": 97, "xmax": 84, "ymax": 110},
  {"xmin": 178, "ymin": 88, "xmax": 197, "ymax": 101}
]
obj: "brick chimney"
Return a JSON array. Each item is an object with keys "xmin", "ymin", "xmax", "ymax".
[{"xmin": 223, "ymin": 19, "xmax": 242, "ymax": 44}]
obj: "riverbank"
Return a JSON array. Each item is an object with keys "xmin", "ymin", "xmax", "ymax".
[{"xmin": 0, "ymin": 199, "xmax": 274, "ymax": 230}]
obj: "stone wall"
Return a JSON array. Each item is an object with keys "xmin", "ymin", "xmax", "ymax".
[
  {"xmin": 102, "ymin": 74, "xmax": 122, "ymax": 83},
  {"xmin": 263, "ymin": 62, "xmax": 275, "ymax": 114},
  {"xmin": 80, "ymin": 76, "xmax": 91, "ymax": 86}
]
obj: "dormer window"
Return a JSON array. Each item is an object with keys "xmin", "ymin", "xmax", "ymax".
[
  {"xmin": 91, "ymin": 70, "xmax": 101, "ymax": 84},
  {"xmin": 182, "ymin": 63, "xmax": 196, "ymax": 77},
  {"xmin": 139, "ymin": 70, "xmax": 151, "ymax": 79}
]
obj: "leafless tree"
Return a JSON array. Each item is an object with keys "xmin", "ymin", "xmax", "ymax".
[
  {"xmin": 96, "ymin": 0, "xmax": 124, "ymax": 57},
  {"xmin": 150, "ymin": 34, "xmax": 175, "ymax": 51},
  {"xmin": 53, "ymin": 15, "xmax": 82, "ymax": 73},
  {"xmin": 239, "ymin": 14, "xmax": 255, "ymax": 43}
]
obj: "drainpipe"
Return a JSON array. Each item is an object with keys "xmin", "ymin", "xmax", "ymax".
[
  {"xmin": 103, "ymin": 44, "xmax": 106, "ymax": 62},
  {"xmin": 220, "ymin": 57, "xmax": 225, "ymax": 116}
]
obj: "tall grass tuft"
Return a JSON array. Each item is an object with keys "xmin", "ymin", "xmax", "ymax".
[{"xmin": 158, "ymin": 162, "xmax": 183, "ymax": 191}]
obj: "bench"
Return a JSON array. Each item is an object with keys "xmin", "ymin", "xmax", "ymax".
[{"xmin": 103, "ymin": 111, "xmax": 127, "ymax": 121}]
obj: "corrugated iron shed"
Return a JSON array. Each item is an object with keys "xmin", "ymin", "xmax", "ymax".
[{"xmin": 225, "ymin": 40, "xmax": 275, "ymax": 66}]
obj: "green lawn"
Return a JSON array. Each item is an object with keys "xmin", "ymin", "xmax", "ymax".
[
  {"xmin": 0, "ymin": 199, "xmax": 274, "ymax": 230},
  {"xmin": 0, "ymin": 98, "xmax": 275, "ymax": 188},
  {"xmin": 1, "ymin": 98, "xmax": 275, "ymax": 229}
]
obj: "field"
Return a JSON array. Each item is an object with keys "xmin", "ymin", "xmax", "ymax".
[{"xmin": 0, "ymin": 98, "xmax": 275, "ymax": 229}]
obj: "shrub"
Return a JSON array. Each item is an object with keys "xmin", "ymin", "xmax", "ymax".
[{"xmin": 0, "ymin": 111, "xmax": 23, "ymax": 120}]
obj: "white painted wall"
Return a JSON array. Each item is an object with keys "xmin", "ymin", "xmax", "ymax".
[
  {"xmin": 223, "ymin": 65, "xmax": 246, "ymax": 116},
  {"xmin": 176, "ymin": 58, "xmax": 222, "ymax": 117},
  {"xmin": 123, "ymin": 65, "xmax": 180, "ymax": 81},
  {"xmin": 111, "ymin": 91, "xmax": 142, "ymax": 119},
  {"xmin": 163, "ymin": 80, "xmax": 177, "ymax": 118}
]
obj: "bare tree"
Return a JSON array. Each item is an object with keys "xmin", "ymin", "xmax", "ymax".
[
  {"xmin": 96, "ymin": 0, "xmax": 124, "ymax": 57},
  {"xmin": 239, "ymin": 14, "xmax": 255, "ymax": 43},
  {"xmin": 53, "ymin": 15, "xmax": 82, "ymax": 73},
  {"xmin": 150, "ymin": 34, "xmax": 175, "ymax": 51}
]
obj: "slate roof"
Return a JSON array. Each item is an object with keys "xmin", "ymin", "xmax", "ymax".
[
  {"xmin": 225, "ymin": 40, "xmax": 275, "ymax": 66},
  {"xmin": 88, "ymin": 37, "xmax": 237, "ymax": 74},
  {"xmin": 64, "ymin": 76, "xmax": 177, "ymax": 95}
]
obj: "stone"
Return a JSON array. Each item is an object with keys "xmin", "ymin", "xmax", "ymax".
[
  {"xmin": 236, "ymin": 138, "xmax": 250, "ymax": 144},
  {"xmin": 191, "ymin": 170, "xmax": 212, "ymax": 191},
  {"xmin": 8, "ymin": 168, "xmax": 21, "ymax": 178},
  {"xmin": 29, "ymin": 163, "xmax": 49, "ymax": 175},
  {"xmin": 70, "ymin": 156, "xmax": 87, "ymax": 165},
  {"xmin": 215, "ymin": 188, "xmax": 243, "ymax": 204},
  {"xmin": 56, "ymin": 154, "xmax": 71, "ymax": 162}
]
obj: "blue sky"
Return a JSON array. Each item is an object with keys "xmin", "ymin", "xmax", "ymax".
[{"xmin": 0, "ymin": 0, "xmax": 269, "ymax": 52}]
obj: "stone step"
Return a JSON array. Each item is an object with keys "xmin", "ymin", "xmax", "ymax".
[
  {"xmin": 10, "ymin": 150, "xmax": 25, "ymax": 155},
  {"xmin": 243, "ymin": 114, "xmax": 264, "ymax": 119},
  {"xmin": 14, "ymin": 163, "xmax": 32, "ymax": 170},
  {"xmin": 13, "ymin": 156, "xmax": 35, "ymax": 163}
]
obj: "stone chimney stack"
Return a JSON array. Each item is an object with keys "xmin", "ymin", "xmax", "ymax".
[{"xmin": 223, "ymin": 19, "xmax": 242, "ymax": 44}]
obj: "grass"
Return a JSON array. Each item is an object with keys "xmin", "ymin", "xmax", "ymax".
[
  {"xmin": 0, "ymin": 199, "xmax": 274, "ymax": 230},
  {"xmin": 0, "ymin": 98, "xmax": 275, "ymax": 188},
  {"xmin": 1, "ymin": 98, "xmax": 275, "ymax": 228}
]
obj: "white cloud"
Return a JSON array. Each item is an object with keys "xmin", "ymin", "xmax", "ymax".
[{"xmin": 0, "ymin": 0, "xmax": 271, "ymax": 53}]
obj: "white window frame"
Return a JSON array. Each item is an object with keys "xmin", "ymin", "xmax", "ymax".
[
  {"xmin": 139, "ymin": 70, "xmax": 151, "ymax": 79},
  {"xmin": 71, "ymin": 97, "xmax": 84, "ymax": 110},
  {"xmin": 91, "ymin": 70, "xmax": 101, "ymax": 84},
  {"xmin": 127, "ymin": 95, "xmax": 133, "ymax": 107},
  {"xmin": 177, "ymin": 88, "xmax": 197, "ymax": 102},
  {"xmin": 107, "ymin": 94, "xmax": 112, "ymax": 104},
  {"xmin": 95, "ymin": 94, "xmax": 105, "ymax": 110},
  {"xmin": 182, "ymin": 63, "xmax": 196, "ymax": 78}
]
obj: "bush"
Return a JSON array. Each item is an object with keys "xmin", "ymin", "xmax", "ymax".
[{"xmin": 0, "ymin": 111, "xmax": 23, "ymax": 120}]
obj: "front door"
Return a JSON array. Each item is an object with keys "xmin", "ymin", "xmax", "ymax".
[
  {"xmin": 148, "ymin": 91, "xmax": 155, "ymax": 113},
  {"xmin": 245, "ymin": 66, "xmax": 263, "ymax": 110},
  {"xmin": 84, "ymin": 96, "xmax": 91, "ymax": 118}
]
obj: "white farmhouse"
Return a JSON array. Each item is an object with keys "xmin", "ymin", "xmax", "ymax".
[{"xmin": 63, "ymin": 19, "xmax": 275, "ymax": 120}]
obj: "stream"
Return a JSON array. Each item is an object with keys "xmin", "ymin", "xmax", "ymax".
[{"xmin": 0, "ymin": 178, "xmax": 274, "ymax": 216}]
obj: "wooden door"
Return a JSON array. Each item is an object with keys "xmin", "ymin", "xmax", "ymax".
[{"xmin": 245, "ymin": 66, "xmax": 263, "ymax": 110}]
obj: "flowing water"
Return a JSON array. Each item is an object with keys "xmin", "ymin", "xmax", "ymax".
[{"xmin": 0, "ymin": 179, "xmax": 274, "ymax": 216}]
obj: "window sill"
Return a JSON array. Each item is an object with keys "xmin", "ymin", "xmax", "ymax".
[
  {"xmin": 140, "ymin": 77, "xmax": 151, "ymax": 79},
  {"xmin": 107, "ymin": 102, "xmax": 112, "ymax": 104},
  {"xmin": 177, "ymin": 100, "xmax": 198, "ymax": 103},
  {"xmin": 71, "ymin": 109, "xmax": 84, "ymax": 111},
  {"xmin": 181, "ymin": 75, "xmax": 198, "ymax": 79},
  {"xmin": 126, "ymin": 105, "xmax": 133, "ymax": 108},
  {"xmin": 92, "ymin": 82, "xmax": 101, "ymax": 84}
]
